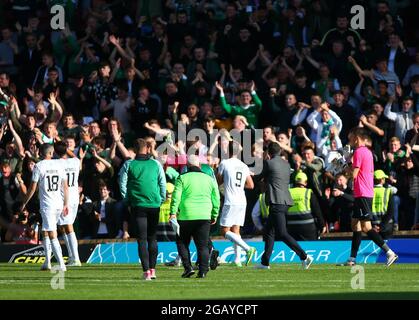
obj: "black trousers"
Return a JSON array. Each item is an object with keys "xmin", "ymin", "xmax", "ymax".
[
  {"xmin": 131, "ymin": 206, "xmax": 160, "ymax": 272},
  {"xmin": 261, "ymin": 204, "xmax": 307, "ymax": 266},
  {"xmin": 175, "ymin": 235, "xmax": 214, "ymax": 258},
  {"xmin": 177, "ymin": 220, "xmax": 210, "ymax": 273},
  {"xmin": 287, "ymin": 224, "xmax": 318, "ymax": 241}
]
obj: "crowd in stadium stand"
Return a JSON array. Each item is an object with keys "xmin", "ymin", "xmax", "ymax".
[{"xmin": 0, "ymin": 0, "xmax": 419, "ymax": 244}]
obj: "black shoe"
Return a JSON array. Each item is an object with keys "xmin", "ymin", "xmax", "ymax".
[
  {"xmin": 181, "ymin": 268, "xmax": 195, "ymax": 278},
  {"xmin": 210, "ymin": 250, "xmax": 219, "ymax": 270},
  {"xmin": 197, "ymin": 272, "xmax": 207, "ymax": 278}
]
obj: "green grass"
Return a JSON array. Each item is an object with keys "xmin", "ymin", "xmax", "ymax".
[{"xmin": 0, "ymin": 263, "xmax": 419, "ymax": 300}]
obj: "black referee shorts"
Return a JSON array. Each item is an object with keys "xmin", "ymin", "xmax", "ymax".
[{"xmin": 353, "ymin": 197, "xmax": 373, "ymax": 221}]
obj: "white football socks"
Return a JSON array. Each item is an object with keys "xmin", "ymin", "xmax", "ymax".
[
  {"xmin": 234, "ymin": 244, "xmax": 242, "ymax": 263},
  {"xmin": 63, "ymin": 233, "xmax": 73, "ymax": 261},
  {"xmin": 225, "ymin": 231, "xmax": 250, "ymax": 252},
  {"xmin": 50, "ymin": 238, "xmax": 66, "ymax": 268},
  {"xmin": 43, "ymin": 237, "xmax": 52, "ymax": 266},
  {"xmin": 67, "ymin": 232, "xmax": 80, "ymax": 262}
]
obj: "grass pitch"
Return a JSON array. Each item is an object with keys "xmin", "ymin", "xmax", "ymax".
[{"xmin": 0, "ymin": 263, "xmax": 418, "ymax": 300}]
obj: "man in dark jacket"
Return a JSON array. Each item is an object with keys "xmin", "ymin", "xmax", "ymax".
[
  {"xmin": 384, "ymin": 33, "xmax": 410, "ymax": 81},
  {"xmin": 76, "ymin": 181, "xmax": 94, "ymax": 239},
  {"xmin": 331, "ymin": 90, "xmax": 357, "ymax": 144},
  {"xmin": 16, "ymin": 33, "xmax": 42, "ymax": 89},
  {"xmin": 329, "ymin": 173, "xmax": 355, "ymax": 232},
  {"xmin": 92, "ymin": 181, "xmax": 117, "ymax": 239},
  {"xmin": 258, "ymin": 142, "xmax": 313, "ymax": 270}
]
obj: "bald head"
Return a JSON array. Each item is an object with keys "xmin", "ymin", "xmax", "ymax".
[{"xmin": 187, "ymin": 155, "xmax": 200, "ymax": 168}]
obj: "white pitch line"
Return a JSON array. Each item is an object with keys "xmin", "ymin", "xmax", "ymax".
[
  {"xmin": 0, "ymin": 283, "xmax": 346, "ymax": 288},
  {"xmin": 1, "ymin": 279, "xmax": 419, "ymax": 284}
]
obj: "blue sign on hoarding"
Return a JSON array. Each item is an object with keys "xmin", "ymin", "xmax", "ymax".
[
  {"xmin": 86, "ymin": 239, "xmax": 419, "ymax": 264},
  {"xmin": 376, "ymin": 239, "xmax": 419, "ymax": 263}
]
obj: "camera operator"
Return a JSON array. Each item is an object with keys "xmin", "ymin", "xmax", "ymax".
[
  {"xmin": 0, "ymin": 161, "xmax": 27, "ymax": 236},
  {"xmin": 4, "ymin": 202, "xmax": 38, "ymax": 244}
]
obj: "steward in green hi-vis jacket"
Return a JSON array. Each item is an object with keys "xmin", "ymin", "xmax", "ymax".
[
  {"xmin": 372, "ymin": 170, "xmax": 395, "ymax": 239},
  {"xmin": 287, "ymin": 172, "xmax": 325, "ymax": 240},
  {"xmin": 169, "ymin": 156, "xmax": 220, "ymax": 278}
]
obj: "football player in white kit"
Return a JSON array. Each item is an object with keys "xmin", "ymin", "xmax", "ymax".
[
  {"xmin": 20, "ymin": 143, "xmax": 69, "ymax": 271},
  {"xmin": 55, "ymin": 141, "xmax": 82, "ymax": 266},
  {"xmin": 216, "ymin": 141, "xmax": 256, "ymax": 266}
]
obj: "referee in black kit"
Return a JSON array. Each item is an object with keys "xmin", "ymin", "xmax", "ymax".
[{"xmin": 258, "ymin": 142, "xmax": 313, "ymax": 270}]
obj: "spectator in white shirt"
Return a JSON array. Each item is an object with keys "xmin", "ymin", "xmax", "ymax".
[
  {"xmin": 384, "ymin": 96, "xmax": 414, "ymax": 144},
  {"xmin": 320, "ymin": 126, "xmax": 343, "ymax": 161},
  {"xmin": 291, "ymin": 93, "xmax": 322, "ymax": 142},
  {"xmin": 306, "ymin": 102, "xmax": 343, "ymax": 155}
]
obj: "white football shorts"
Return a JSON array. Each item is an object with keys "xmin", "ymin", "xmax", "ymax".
[
  {"xmin": 57, "ymin": 203, "xmax": 79, "ymax": 226},
  {"xmin": 220, "ymin": 204, "xmax": 247, "ymax": 227},
  {"xmin": 40, "ymin": 207, "xmax": 63, "ymax": 232}
]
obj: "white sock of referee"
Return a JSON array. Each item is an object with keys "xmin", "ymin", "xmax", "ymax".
[
  {"xmin": 67, "ymin": 232, "xmax": 80, "ymax": 262},
  {"xmin": 225, "ymin": 231, "xmax": 250, "ymax": 252},
  {"xmin": 43, "ymin": 237, "xmax": 52, "ymax": 266},
  {"xmin": 50, "ymin": 238, "xmax": 66, "ymax": 269}
]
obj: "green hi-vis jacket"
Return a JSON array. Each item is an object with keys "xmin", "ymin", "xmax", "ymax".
[
  {"xmin": 372, "ymin": 186, "xmax": 392, "ymax": 224},
  {"xmin": 259, "ymin": 193, "xmax": 269, "ymax": 219},
  {"xmin": 220, "ymin": 91, "xmax": 262, "ymax": 128},
  {"xmin": 287, "ymin": 187, "xmax": 315, "ymax": 225},
  {"xmin": 119, "ymin": 155, "xmax": 166, "ymax": 208},
  {"xmin": 170, "ymin": 167, "xmax": 220, "ymax": 221},
  {"xmin": 159, "ymin": 199, "xmax": 171, "ymax": 223}
]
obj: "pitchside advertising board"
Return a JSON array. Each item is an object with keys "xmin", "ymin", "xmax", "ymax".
[
  {"xmin": 2, "ymin": 240, "xmax": 419, "ymax": 264},
  {"xmin": 0, "ymin": 244, "xmax": 96, "ymax": 264},
  {"xmin": 85, "ymin": 239, "xmax": 419, "ymax": 264}
]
